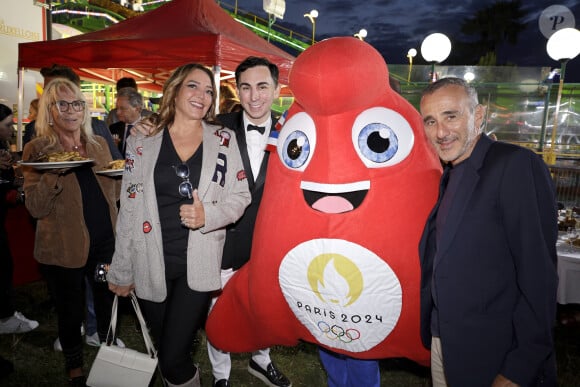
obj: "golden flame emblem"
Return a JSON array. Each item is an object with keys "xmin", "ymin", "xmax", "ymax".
[{"xmin": 307, "ymin": 253, "xmax": 363, "ymax": 307}]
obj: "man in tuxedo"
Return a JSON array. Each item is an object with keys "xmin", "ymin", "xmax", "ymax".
[
  {"xmin": 109, "ymin": 87, "xmax": 143, "ymax": 157},
  {"xmin": 207, "ymin": 57, "xmax": 291, "ymax": 387},
  {"xmin": 418, "ymin": 77, "xmax": 558, "ymax": 386}
]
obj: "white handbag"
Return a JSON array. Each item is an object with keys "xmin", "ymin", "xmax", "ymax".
[{"xmin": 87, "ymin": 293, "xmax": 158, "ymax": 387}]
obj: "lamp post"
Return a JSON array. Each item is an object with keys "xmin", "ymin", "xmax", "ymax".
[
  {"xmin": 544, "ymin": 27, "xmax": 580, "ymax": 165},
  {"xmin": 406, "ymin": 48, "xmax": 417, "ymax": 83},
  {"xmin": 420, "ymin": 33, "xmax": 452, "ymax": 83},
  {"xmin": 263, "ymin": 0, "xmax": 286, "ymax": 42},
  {"xmin": 354, "ymin": 29, "xmax": 368, "ymax": 41},
  {"xmin": 304, "ymin": 9, "xmax": 318, "ymax": 45}
]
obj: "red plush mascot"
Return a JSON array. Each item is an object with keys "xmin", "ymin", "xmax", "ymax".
[{"xmin": 206, "ymin": 37, "xmax": 441, "ymax": 380}]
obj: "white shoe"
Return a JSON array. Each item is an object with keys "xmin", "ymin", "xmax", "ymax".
[
  {"xmin": 85, "ymin": 332, "xmax": 100, "ymax": 347},
  {"xmin": 55, "ymin": 334, "xmax": 125, "ymax": 350},
  {"xmin": 54, "ymin": 337, "xmax": 62, "ymax": 352},
  {"xmin": 114, "ymin": 338, "xmax": 126, "ymax": 348},
  {"xmin": 0, "ymin": 311, "xmax": 39, "ymax": 334},
  {"xmin": 54, "ymin": 325, "xmax": 91, "ymax": 352},
  {"xmin": 91, "ymin": 336, "xmax": 126, "ymax": 348}
]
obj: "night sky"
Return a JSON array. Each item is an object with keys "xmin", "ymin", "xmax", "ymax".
[{"xmin": 240, "ymin": 0, "xmax": 580, "ymax": 82}]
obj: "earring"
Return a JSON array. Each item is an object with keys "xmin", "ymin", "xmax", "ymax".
[{"xmin": 48, "ymin": 120, "xmax": 53, "ymax": 126}]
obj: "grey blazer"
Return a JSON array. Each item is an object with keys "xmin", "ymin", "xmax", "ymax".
[{"xmin": 108, "ymin": 122, "xmax": 251, "ymax": 301}]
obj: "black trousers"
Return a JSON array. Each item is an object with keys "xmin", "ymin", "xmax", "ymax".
[
  {"xmin": 139, "ymin": 262, "xmax": 210, "ymax": 384},
  {"xmin": 41, "ymin": 237, "xmax": 115, "ymax": 371}
]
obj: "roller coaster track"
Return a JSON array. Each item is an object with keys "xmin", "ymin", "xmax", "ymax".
[{"xmin": 52, "ymin": 0, "xmax": 310, "ymax": 55}]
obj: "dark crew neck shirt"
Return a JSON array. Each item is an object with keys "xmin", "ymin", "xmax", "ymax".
[
  {"xmin": 154, "ymin": 129, "xmax": 203, "ymax": 270},
  {"xmin": 74, "ymin": 164, "xmax": 114, "ymax": 248}
]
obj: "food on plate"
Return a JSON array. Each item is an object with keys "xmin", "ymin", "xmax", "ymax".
[
  {"xmin": 30, "ymin": 151, "xmax": 88, "ymax": 162},
  {"xmin": 103, "ymin": 159, "xmax": 125, "ymax": 170}
]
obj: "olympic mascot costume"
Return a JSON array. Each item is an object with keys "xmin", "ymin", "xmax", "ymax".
[{"xmin": 206, "ymin": 37, "xmax": 441, "ymax": 385}]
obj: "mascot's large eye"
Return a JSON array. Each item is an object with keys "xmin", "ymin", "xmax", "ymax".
[
  {"xmin": 352, "ymin": 107, "xmax": 414, "ymax": 168},
  {"xmin": 277, "ymin": 112, "xmax": 316, "ymax": 171}
]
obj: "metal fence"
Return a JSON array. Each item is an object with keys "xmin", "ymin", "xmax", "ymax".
[{"xmin": 550, "ymin": 166, "xmax": 580, "ymax": 207}]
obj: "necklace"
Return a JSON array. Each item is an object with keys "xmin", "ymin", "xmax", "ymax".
[{"xmin": 59, "ymin": 135, "xmax": 83, "ymax": 153}]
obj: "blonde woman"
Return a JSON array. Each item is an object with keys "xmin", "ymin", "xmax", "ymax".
[{"xmin": 22, "ymin": 78, "xmax": 119, "ymax": 387}]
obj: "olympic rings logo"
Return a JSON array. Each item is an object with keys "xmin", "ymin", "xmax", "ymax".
[{"xmin": 317, "ymin": 321, "xmax": 361, "ymax": 343}]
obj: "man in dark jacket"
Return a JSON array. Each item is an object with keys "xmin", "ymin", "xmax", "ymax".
[
  {"xmin": 418, "ymin": 77, "xmax": 558, "ymax": 386},
  {"xmin": 108, "ymin": 87, "xmax": 144, "ymax": 157}
]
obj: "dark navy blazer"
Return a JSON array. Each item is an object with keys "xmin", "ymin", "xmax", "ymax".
[{"xmin": 419, "ymin": 134, "xmax": 558, "ymax": 386}]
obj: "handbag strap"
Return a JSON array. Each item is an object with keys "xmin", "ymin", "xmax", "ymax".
[
  {"xmin": 130, "ymin": 292, "xmax": 157, "ymax": 358},
  {"xmin": 106, "ymin": 293, "xmax": 157, "ymax": 359},
  {"xmin": 106, "ymin": 295, "xmax": 119, "ymax": 343}
]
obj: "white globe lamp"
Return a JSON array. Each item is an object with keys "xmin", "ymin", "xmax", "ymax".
[
  {"xmin": 420, "ymin": 33, "xmax": 452, "ymax": 83},
  {"xmin": 544, "ymin": 28, "xmax": 580, "ymax": 164}
]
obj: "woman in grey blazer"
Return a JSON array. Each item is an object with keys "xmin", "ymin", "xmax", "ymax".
[{"xmin": 108, "ymin": 64, "xmax": 251, "ymax": 387}]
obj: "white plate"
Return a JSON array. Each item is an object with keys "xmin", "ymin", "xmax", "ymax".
[
  {"xmin": 18, "ymin": 159, "xmax": 94, "ymax": 170},
  {"xmin": 96, "ymin": 168, "xmax": 124, "ymax": 176}
]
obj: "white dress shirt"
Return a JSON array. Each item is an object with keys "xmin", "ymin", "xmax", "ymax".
[{"xmin": 243, "ymin": 113, "xmax": 271, "ymax": 179}]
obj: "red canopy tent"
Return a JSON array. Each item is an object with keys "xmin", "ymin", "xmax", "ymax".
[
  {"xmin": 17, "ymin": 0, "xmax": 295, "ymax": 91},
  {"xmin": 13, "ymin": 0, "xmax": 296, "ymax": 286}
]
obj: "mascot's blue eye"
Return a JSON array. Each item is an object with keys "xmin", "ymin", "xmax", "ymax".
[
  {"xmin": 282, "ymin": 131, "xmax": 311, "ymax": 169},
  {"xmin": 358, "ymin": 123, "xmax": 398, "ymax": 163},
  {"xmin": 277, "ymin": 112, "xmax": 316, "ymax": 171},
  {"xmin": 352, "ymin": 107, "xmax": 414, "ymax": 168}
]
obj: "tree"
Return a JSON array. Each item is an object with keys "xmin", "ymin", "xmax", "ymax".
[
  {"xmin": 478, "ymin": 51, "xmax": 497, "ymax": 66},
  {"xmin": 459, "ymin": 0, "xmax": 527, "ymax": 65}
]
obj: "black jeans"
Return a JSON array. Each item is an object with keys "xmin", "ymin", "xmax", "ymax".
[
  {"xmin": 41, "ymin": 237, "xmax": 115, "ymax": 371},
  {"xmin": 139, "ymin": 262, "xmax": 210, "ymax": 384}
]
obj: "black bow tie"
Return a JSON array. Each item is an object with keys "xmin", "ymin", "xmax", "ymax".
[{"xmin": 247, "ymin": 124, "xmax": 266, "ymax": 135}]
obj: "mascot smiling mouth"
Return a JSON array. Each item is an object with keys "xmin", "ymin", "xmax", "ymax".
[{"xmin": 301, "ymin": 180, "xmax": 370, "ymax": 214}]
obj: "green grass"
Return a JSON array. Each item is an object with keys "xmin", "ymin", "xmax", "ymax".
[{"xmin": 1, "ymin": 281, "xmax": 578, "ymax": 386}]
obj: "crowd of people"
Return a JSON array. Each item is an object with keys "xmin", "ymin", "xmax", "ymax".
[{"xmin": 1, "ymin": 57, "xmax": 560, "ymax": 387}]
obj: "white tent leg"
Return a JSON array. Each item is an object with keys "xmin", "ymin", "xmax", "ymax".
[
  {"xmin": 17, "ymin": 67, "xmax": 24, "ymax": 152},
  {"xmin": 213, "ymin": 65, "xmax": 221, "ymax": 115}
]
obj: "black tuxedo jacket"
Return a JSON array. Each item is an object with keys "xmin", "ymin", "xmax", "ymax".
[
  {"xmin": 419, "ymin": 134, "xmax": 558, "ymax": 386},
  {"xmin": 218, "ymin": 111, "xmax": 275, "ymax": 270}
]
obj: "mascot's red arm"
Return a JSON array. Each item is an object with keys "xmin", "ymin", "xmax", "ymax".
[{"xmin": 206, "ymin": 37, "xmax": 441, "ymax": 365}]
